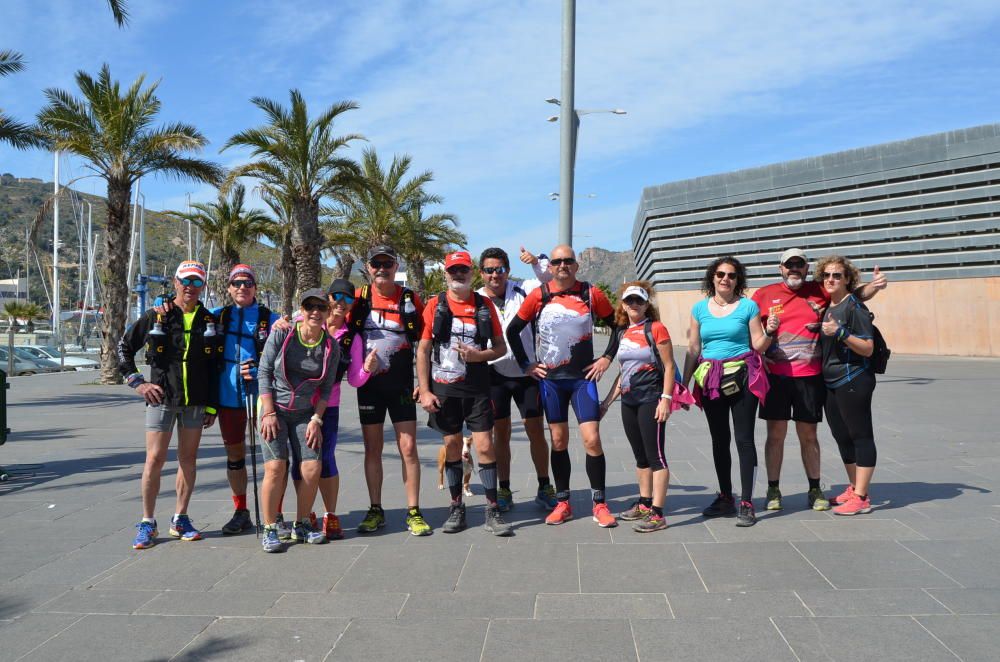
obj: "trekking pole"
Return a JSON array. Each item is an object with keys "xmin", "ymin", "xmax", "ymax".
[{"xmin": 244, "ymin": 387, "xmax": 263, "ymax": 537}]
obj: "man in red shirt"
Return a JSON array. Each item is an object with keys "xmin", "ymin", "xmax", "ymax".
[
  {"xmin": 751, "ymin": 248, "xmax": 886, "ymax": 511},
  {"xmin": 417, "ymin": 251, "xmax": 512, "ymax": 536}
]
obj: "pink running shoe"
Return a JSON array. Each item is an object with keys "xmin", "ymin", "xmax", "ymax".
[
  {"xmin": 832, "ymin": 485, "xmax": 855, "ymax": 506},
  {"xmin": 545, "ymin": 501, "xmax": 573, "ymax": 525},
  {"xmin": 833, "ymin": 494, "xmax": 872, "ymax": 516},
  {"xmin": 592, "ymin": 502, "xmax": 618, "ymax": 528}
]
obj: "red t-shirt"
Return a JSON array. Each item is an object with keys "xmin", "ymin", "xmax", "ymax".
[
  {"xmin": 616, "ymin": 320, "xmax": 671, "ymax": 405},
  {"xmin": 349, "ymin": 285, "xmax": 424, "ymax": 381},
  {"xmin": 751, "ymin": 281, "xmax": 830, "ymax": 377},
  {"xmin": 515, "ymin": 282, "xmax": 615, "ymax": 380},
  {"xmin": 421, "ymin": 293, "xmax": 502, "ymax": 395}
]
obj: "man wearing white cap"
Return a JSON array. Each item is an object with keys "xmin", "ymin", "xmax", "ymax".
[
  {"xmin": 751, "ymin": 248, "xmax": 886, "ymax": 512},
  {"xmin": 118, "ymin": 260, "xmax": 221, "ymax": 549}
]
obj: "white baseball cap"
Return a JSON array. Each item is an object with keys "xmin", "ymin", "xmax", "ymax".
[{"xmin": 622, "ymin": 285, "xmax": 650, "ymax": 301}]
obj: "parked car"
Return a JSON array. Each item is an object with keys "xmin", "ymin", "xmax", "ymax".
[
  {"xmin": 0, "ymin": 347, "xmax": 59, "ymax": 376},
  {"xmin": 20, "ymin": 345, "xmax": 99, "ymax": 371}
]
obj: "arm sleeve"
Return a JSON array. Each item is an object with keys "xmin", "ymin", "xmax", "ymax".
[
  {"xmin": 116, "ymin": 313, "xmax": 152, "ymax": 378},
  {"xmin": 346, "ymin": 331, "xmax": 372, "ymax": 388},
  {"xmin": 590, "ymin": 288, "xmax": 620, "ymax": 359},
  {"xmin": 532, "ymin": 260, "xmax": 553, "ymax": 283},
  {"xmin": 257, "ymin": 328, "xmax": 284, "ymax": 397},
  {"xmin": 316, "ymin": 337, "xmax": 340, "ymax": 403},
  {"xmin": 505, "ymin": 315, "xmax": 531, "ymax": 368}
]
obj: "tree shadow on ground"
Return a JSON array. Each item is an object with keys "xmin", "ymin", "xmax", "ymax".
[{"xmin": 8, "ymin": 392, "xmax": 136, "ymax": 409}]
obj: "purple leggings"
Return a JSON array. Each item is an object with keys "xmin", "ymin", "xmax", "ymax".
[{"xmin": 290, "ymin": 407, "xmax": 339, "ymax": 480}]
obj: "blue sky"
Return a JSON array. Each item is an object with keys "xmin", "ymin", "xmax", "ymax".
[{"xmin": 2, "ymin": 1, "xmax": 1000, "ymax": 279}]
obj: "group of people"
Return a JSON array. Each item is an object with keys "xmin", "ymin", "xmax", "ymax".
[{"xmin": 118, "ymin": 242, "xmax": 886, "ymax": 551}]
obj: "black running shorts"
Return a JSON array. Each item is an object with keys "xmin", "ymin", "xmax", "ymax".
[
  {"xmin": 357, "ymin": 377, "xmax": 417, "ymax": 426},
  {"xmin": 758, "ymin": 373, "xmax": 825, "ymax": 423},
  {"xmin": 428, "ymin": 393, "xmax": 494, "ymax": 436},
  {"xmin": 489, "ymin": 369, "xmax": 543, "ymax": 421}
]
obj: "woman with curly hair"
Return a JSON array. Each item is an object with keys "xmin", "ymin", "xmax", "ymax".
[
  {"xmin": 815, "ymin": 255, "xmax": 877, "ymax": 516},
  {"xmin": 601, "ymin": 281, "xmax": 693, "ymax": 532},
  {"xmin": 682, "ymin": 257, "xmax": 777, "ymax": 527}
]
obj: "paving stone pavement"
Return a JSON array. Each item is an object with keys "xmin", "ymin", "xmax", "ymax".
[{"xmin": 0, "ymin": 354, "xmax": 998, "ymax": 661}]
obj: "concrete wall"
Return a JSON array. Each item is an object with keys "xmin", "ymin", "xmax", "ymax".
[{"xmin": 653, "ymin": 277, "xmax": 1000, "ymax": 358}]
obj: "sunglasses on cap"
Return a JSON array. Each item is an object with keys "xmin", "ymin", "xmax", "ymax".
[
  {"xmin": 550, "ymin": 257, "xmax": 576, "ymax": 266},
  {"xmin": 302, "ymin": 301, "xmax": 329, "ymax": 313},
  {"xmin": 481, "ymin": 266, "xmax": 507, "ymax": 275},
  {"xmin": 714, "ymin": 271, "xmax": 737, "ymax": 280},
  {"xmin": 329, "ymin": 292, "xmax": 355, "ymax": 305},
  {"xmin": 369, "ymin": 258, "xmax": 395, "ymax": 269},
  {"xmin": 230, "ymin": 279, "xmax": 255, "ymax": 289},
  {"xmin": 783, "ymin": 259, "xmax": 807, "ymax": 269},
  {"xmin": 178, "ymin": 276, "xmax": 205, "ymax": 287},
  {"xmin": 446, "ymin": 265, "xmax": 471, "ymax": 275}
]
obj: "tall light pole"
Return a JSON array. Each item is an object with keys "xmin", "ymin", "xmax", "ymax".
[
  {"xmin": 52, "ymin": 151, "xmax": 60, "ymax": 337},
  {"xmin": 557, "ymin": 0, "xmax": 576, "ymax": 247}
]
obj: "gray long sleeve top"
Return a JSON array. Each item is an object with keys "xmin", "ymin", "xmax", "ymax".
[{"xmin": 258, "ymin": 324, "xmax": 339, "ymax": 413}]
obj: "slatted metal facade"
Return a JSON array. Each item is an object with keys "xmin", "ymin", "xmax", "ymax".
[{"xmin": 633, "ymin": 124, "xmax": 1000, "ymax": 291}]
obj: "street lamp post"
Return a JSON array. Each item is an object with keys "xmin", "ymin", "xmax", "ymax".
[{"xmin": 557, "ymin": 0, "xmax": 576, "ymax": 247}]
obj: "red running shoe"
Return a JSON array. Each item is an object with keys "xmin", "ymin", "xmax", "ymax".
[
  {"xmin": 323, "ymin": 513, "xmax": 344, "ymax": 540},
  {"xmin": 592, "ymin": 502, "xmax": 618, "ymax": 528},
  {"xmin": 833, "ymin": 494, "xmax": 872, "ymax": 516},
  {"xmin": 545, "ymin": 501, "xmax": 573, "ymax": 525},
  {"xmin": 832, "ymin": 485, "xmax": 855, "ymax": 505}
]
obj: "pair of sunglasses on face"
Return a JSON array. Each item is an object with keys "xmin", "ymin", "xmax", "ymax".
[
  {"xmin": 481, "ymin": 266, "xmax": 507, "ymax": 275},
  {"xmin": 178, "ymin": 277, "xmax": 205, "ymax": 287},
  {"xmin": 229, "ymin": 279, "xmax": 255, "ymax": 289},
  {"xmin": 550, "ymin": 257, "xmax": 576, "ymax": 266},
  {"xmin": 623, "ymin": 296, "xmax": 647, "ymax": 305},
  {"xmin": 446, "ymin": 265, "xmax": 471, "ymax": 275},
  {"xmin": 714, "ymin": 270, "xmax": 737, "ymax": 281},
  {"xmin": 369, "ymin": 259, "xmax": 396, "ymax": 270},
  {"xmin": 783, "ymin": 259, "xmax": 807, "ymax": 269},
  {"xmin": 330, "ymin": 293, "xmax": 355, "ymax": 305},
  {"xmin": 303, "ymin": 301, "xmax": 330, "ymax": 313}
]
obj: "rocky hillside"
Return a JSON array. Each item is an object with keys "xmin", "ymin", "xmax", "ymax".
[{"xmin": 575, "ymin": 246, "xmax": 637, "ymax": 287}]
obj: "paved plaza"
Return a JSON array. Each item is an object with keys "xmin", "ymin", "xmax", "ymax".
[{"xmin": 1, "ymin": 353, "xmax": 998, "ymax": 661}]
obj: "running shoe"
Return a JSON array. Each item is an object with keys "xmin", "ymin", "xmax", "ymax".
[
  {"xmin": 545, "ymin": 501, "xmax": 573, "ymax": 525},
  {"xmin": 291, "ymin": 519, "xmax": 327, "ymax": 544},
  {"xmin": 484, "ymin": 506, "xmax": 514, "ymax": 536},
  {"xmin": 442, "ymin": 503, "xmax": 467, "ymax": 534},
  {"xmin": 832, "ymin": 484, "xmax": 855, "ymax": 506},
  {"xmin": 620, "ymin": 501, "xmax": 652, "ymax": 521},
  {"xmin": 323, "ymin": 513, "xmax": 344, "ymax": 540},
  {"xmin": 357, "ymin": 506, "xmax": 386, "ymax": 534},
  {"xmin": 765, "ymin": 486, "xmax": 783, "ymax": 511},
  {"xmin": 496, "ymin": 487, "xmax": 514, "ymax": 513},
  {"xmin": 169, "ymin": 514, "xmax": 203, "ymax": 541},
  {"xmin": 592, "ymin": 502, "xmax": 618, "ymax": 528},
  {"xmin": 308, "ymin": 511, "xmax": 319, "ymax": 530},
  {"xmin": 221, "ymin": 509, "xmax": 252, "ymax": 535},
  {"xmin": 275, "ymin": 513, "xmax": 293, "ymax": 541},
  {"xmin": 736, "ymin": 500, "xmax": 757, "ymax": 527},
  {"xmin": 833, "ymin": 494, "xmax": 872, "ymax": 516},
  {"xmin": 261, "ymin": 525, "xmax": 285, "ymax": 553},
  {"xmin": 808, "ymin": 487, "xmax": 831, "ymax": 511},
  {"xmin": 702, "ymin": 493, "xmax": 736, "ymax": 518},
  {"xmin": 132, "ymin": 520, "xmax": 157, "ymax": 549},
  {"xmin": 406, "ymin": 507, "xmax": 433, "ymax": 536},
  {"xmin": 633, "ymin": 514, "xmax": 667, "ymax": 533},
  {"xmin": 535, "ymin": 484, "xmax": 558, "ymax": 510}
]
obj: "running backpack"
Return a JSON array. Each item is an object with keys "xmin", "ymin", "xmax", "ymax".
[
  {"xmin": 350, "ymin": 284, "xmax": 420, "ymax": 343},
  {"xmin": 431, "ymin": 292, "xmax": 494, "ymax": 362},
  {"xmin": 869, "ymin": 314, "xmax": 891, "ymax": 374},
  {"xmin": 538, "ymin": 281, "xmax": 591, "ymax": 318},
  {"xmin": 335, "ymin": 330, "xmax": 355, "ymax": 382},
  {"xmin": 218, "ymin": 303, "xmax": 274, "ymax": 360}
]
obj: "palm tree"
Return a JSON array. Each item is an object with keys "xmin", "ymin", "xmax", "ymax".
[
  {"xmin": 107, "ymin": 0, "xmax": 129, "ymax": 26},
  {"xmin": 165, "ymin": 184, "xmax": 274, "ymax": 304},
  {"xmin": 0, "ymin": 50, "xmax": 42, "ymax": 151},
  {"xmin": 36, "ymin": 64, "xmax": 223, "ymax": 383},
  {"xmin": 323, "ymin": 148, "xmax": 432, "ymax": 271},
  {"xmin": 395, "ymin": 199, "xmax": 466, "ymax": 297},
  {"xmin": 223, "ymin": 90, "xmax": 367, "ymax": 294}
]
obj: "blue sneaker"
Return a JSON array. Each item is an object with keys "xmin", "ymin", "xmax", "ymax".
[
  {"xmin": 261, "ymin": 526, "xmax": 285, "ymax": 553},
  {"xmin": 133, "ymin": 520, "xmax": 157, "ymax": 549},
  {"xmin": 291, "ymin": 519, "xmax": 327, "ymax": 545},
  {"xmin": 169, "ymin": 514, "xmax": 203, "ymax": 541},
  {"xmin": 535, "ymin": 484, "xmax": 558, "ymax": 510},
  {"xmin": 497, "ymin": 487, "xmax": 514, "ymax": 513}
]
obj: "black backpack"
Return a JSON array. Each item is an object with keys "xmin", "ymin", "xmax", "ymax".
[
  {"xmin": 218, "ymin": 302, "xmax": 274, "ymax": 360},
  {"xmin": 869, "ymin": 316, "xmax": 891, "ymax": 374},
  {"xmin": 350, "ymin": 284, "xmax": 420, "ymax": 343},
  {"xmin": 431, "ymin": 292, "xmax": 494, "ymax": 362}
]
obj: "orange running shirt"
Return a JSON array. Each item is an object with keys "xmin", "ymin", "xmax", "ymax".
[
  {"xmin": 350, "ymin": 285, "xmax": 424, "ymax": 382},
  {"xmin": 751, "ymin": 280, "xmax": 831, "ymax": 377}
]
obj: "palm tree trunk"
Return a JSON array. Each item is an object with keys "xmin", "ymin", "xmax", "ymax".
[
  {"xmin": 99, "ymin": 179, "xmax": 132, "ymax": 384},
  {"xmin": 407, "ymin": 257, "xmax": 428, "ymax": 298},
  {"xmin": 215, "ymin": 250, "xmax": 238, "ymax": 307},
  {"xmin": 280, "ymin": 232, "xmax": 295, "ymax": 316},
  {"xmin": 291, "ymin": 197, "xmax": 321, "ymax": 292},
  {"xmin": 332, "ymin": 248, "xmax": 354, "ymax": 280}
]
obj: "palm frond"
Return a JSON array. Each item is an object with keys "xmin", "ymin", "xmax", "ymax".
[{"xmin": 0, "ymin": 49, "xmax": 25, "ymax": 77}]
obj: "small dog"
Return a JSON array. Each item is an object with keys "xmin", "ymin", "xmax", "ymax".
[{"xmin": 437, "ymin": 435, "xmax": 475, "ymax": 497}]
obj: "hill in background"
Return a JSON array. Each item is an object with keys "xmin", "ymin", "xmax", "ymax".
[{"xmin": 576, "ymin": 246, "xmax": 637, "ymax": 289}]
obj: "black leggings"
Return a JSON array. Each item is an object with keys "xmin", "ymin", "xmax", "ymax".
[
  {"xmin": 702, "ymin": 383, "xmax": 759, "ymax": 502},
  {"xmin": 621, "ymin": 401, "xmax": 667, "ymax": 471},
  {"xmin": 824, "ymin": 371, "xmax": 876, "ymax": 468}
]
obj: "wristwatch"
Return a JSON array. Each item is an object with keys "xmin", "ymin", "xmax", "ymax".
[{"xmin": 310, "ymin": 414, "xmax": 323, "ymax": 425}]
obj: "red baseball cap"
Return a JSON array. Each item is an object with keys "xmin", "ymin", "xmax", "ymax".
[{"xmin": 444, "ymin": 251, "xmax": 473, "ymax": 269}]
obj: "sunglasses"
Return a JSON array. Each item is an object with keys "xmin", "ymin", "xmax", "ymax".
[
  {"xmin": 230, "ymin": 279, "xmax": 255, "ymax": 289},
  {"xmin": 330, "ymin": 292, "xmax": 355, "ymax": 305},
  {"xmin": 303, "ymin": 301, "xmax": 329, "ymax": 313},
  {"xmin": 550, "ymin": 258, "xmax": 576, "ymax": 266},
  {"xmin": 481, "ymin": 266, "xmax": 507, "ymax": 275},
  {"xmin": 446, "ymin": 265, "xmax": 471, "ymax": 275},
  {"xmin": 714, "ymin": 271, "xmax": 737, "ymax": 280},
  {"xmin": 369, "ymin": 259, "xmax": 395, "ymax": 269},
  {"xmin": 178, "ymin": 277, "xmax": 205, "ymax": 287},
  {"xmin": 783, "ymin": 260, "xmax": 807, "ymax": 269},
  {"xmin": 623, "ymin": 296, "xmax": 647, "ymax": 305},
  {"xmin": 821, "ymin": 271, "xmax": 844, "ymax": 281}
]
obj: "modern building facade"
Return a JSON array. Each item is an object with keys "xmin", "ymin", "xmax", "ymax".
[{"xmin": 632, "ymin": 124, "xmax": 1000, "ymax": 356}]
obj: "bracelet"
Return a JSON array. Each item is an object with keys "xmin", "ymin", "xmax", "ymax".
[
  {"xmin": 126, "ymin": 372, "xmax": 145, "ymax": 389},
  {"xmin": 310, "ymin": 414, "xmax": 323, "ymax": 425},
  {"xmin": 765, "ymin": 329, "xmax": 776, "ymax": 339},
  {"xmin": 659, "ymin": 394, "xmax": 673, "ymax": 401},
  {"xmin": 836, "ymin": 326, "xmax": 850, "ymax": 343},
  {"xmin": 262, "ymin": 411, "xmax": 276, "ymax": 419}
]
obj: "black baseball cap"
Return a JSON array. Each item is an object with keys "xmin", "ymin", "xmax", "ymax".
[
  {"xmin": 299, "ymin": 288, "xmax": 327, "ymax": 307},
  {"xmin": 367, "ymin": 245, "xmax": 397, "ymax": 261},
  {"xmin": 327, "ymin": 278, "xmax": 354, "ymax": 297}
]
